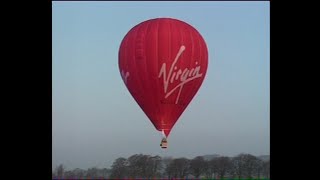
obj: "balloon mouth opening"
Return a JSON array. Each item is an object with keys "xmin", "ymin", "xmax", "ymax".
[{"xmin": 160, "ymin": 129, "xmax": 170, "ymax": 138}]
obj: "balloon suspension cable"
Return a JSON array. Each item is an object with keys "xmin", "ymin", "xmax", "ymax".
[{"xmin": 161, "ymin": 130, "xmax": 166, "ymax": 138}]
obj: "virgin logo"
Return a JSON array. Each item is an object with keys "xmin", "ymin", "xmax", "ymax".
[{"xmin": 158, "ymin": 45, "xmax": 203, "ymax": 104}]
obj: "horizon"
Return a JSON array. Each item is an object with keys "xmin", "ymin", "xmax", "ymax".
[{"xmin": 54, "ymin": 153, "xmax": 270, "ymax": 170}]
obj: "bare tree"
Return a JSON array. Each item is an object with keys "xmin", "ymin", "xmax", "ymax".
[
  {"xmin": 86, "ymin": 167, "xmax": 99, "ymax": 178},
  {"xmin": 231, "ymin": 154, "xmax": 261, "ymax": 179},
  {"xmin": 71, "ymin": 168, "xmax": 86, "ymax": 179},
  {"xmin": 215, "ymin": 156, "xmax": 232, "ymax": 179},
  {"xmin": 189, "ymin": 156, "xmax": 206, "ymax": 178},
  {"xmin": 146, "ymin": 155, "xmax": 162, "ymax": 178},
  {"xmin": 230, "ymin": 154, "xmax": 245, "ymax": 178},
  {"xmin": 243, "ymin": 154, "xmax": 260, "ymax": 178},
  {"xmin": 101, "ymin": 168, "xmax": 111, "ymax": 178},
  {"xmin": 203, "ymin": 160, "xmax": 213, "ymax": 178},
  {"xmin": 162, "ymin": 157, "xmax": 174, "ymax": 178},
  {"xmin": 205, "ymin": 157, "xmax": 219, "ymax": 179},
  {"xmin": 127, "ymin": 154, "xmax": 154, "ymax": 178},
  {"xmin": 127, "ymin": 154, "xmax": 140, "ymax": 177},
  {"xmin": 128, "ymin": 154, "xmax": 163, "ymax": 178},
  {"xmin": 110, "ymin": 157, "xmax": 128, "ymax": 178},
  {"xmin": 55, "ymin": 164, "xmax": 65, "ymax": 179},
  {"xmin": 140, "ymin": 155, "xmax": 152, "ymax": 178},
  {"xmin": 262, "ymin": 160, "xmax": 270, "ymax": 178},
  {"xmin": 166, "ymin": 158, "xmax": 190, "ymax": 178},
  {"xmin": 254, "ymin": 158, "xmax": 264, "ymax": 178},
  {"xmin": 63, "ymin": 170, "xmax": 75, "ymax": 179},
  {"xmin": 52, "ymin": 153, "xmax": 268, "ymax": 179}
]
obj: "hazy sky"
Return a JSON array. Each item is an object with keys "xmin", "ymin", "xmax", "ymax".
[{"xmin": 52, "ymin": 1, "xmax": 269, "ymax": 170}]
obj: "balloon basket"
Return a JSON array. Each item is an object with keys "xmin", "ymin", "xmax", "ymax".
[{"xmin": 160, "ymin": 138, "xmax": 168, "ymax": 148}]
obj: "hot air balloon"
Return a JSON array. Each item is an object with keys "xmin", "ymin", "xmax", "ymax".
[{"xmin": 118, "ymin": 18, "xmax": 208, "ymax": 148}]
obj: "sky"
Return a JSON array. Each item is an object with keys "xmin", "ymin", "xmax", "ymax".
[{"xmin": 52, "ymin": 1, "xmax": 270, "ymax": 170}]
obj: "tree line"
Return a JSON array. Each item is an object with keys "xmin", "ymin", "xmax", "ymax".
[{"xmin": 52, "ymin": 153, "xmax": 270, "ymax": 179}]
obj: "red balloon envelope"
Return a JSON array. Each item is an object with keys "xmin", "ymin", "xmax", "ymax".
[{"xmin": 119, "ymin": 18, "xmax": 208, "ymax": 138}]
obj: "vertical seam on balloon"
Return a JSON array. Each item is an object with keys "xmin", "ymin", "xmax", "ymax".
[
  {"xmin": 183, "ymin": 24, "xmax": 196, "ymax": 119},
  {"xmin": 153, "ymin": 19, "xmax": 161, "ymax": 130},
  {"xmin": 132, "ymin": 24, "xmax": 148, "ymax": 116},
  {"xmin": 143, "ymin": 20, "xmax": 156, "ymax": 129},
  {"xmin": 150, "ymin": 19, "xmax": 161, "ymax": 131},
  {"xmin": 169, "ymin": 19, "xmax": 184, "ymax": 132},
  {"xmin": 155, "ymin": 18, "xmax": 162, "ymax": 131},
  {"xmin": 165, "ymin": 19, "xmax": 176, "ymax": 132},
  {"xmin": 166, "ymin": 19, "xmax": 172, "ymax": 131},
  {"xmin": 168, "ymin": 20, "xmax": 185, "ymax": 132},
  {"xmin": 176, "ymin": 22, "xmax": 195, "ymax": 129}
]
